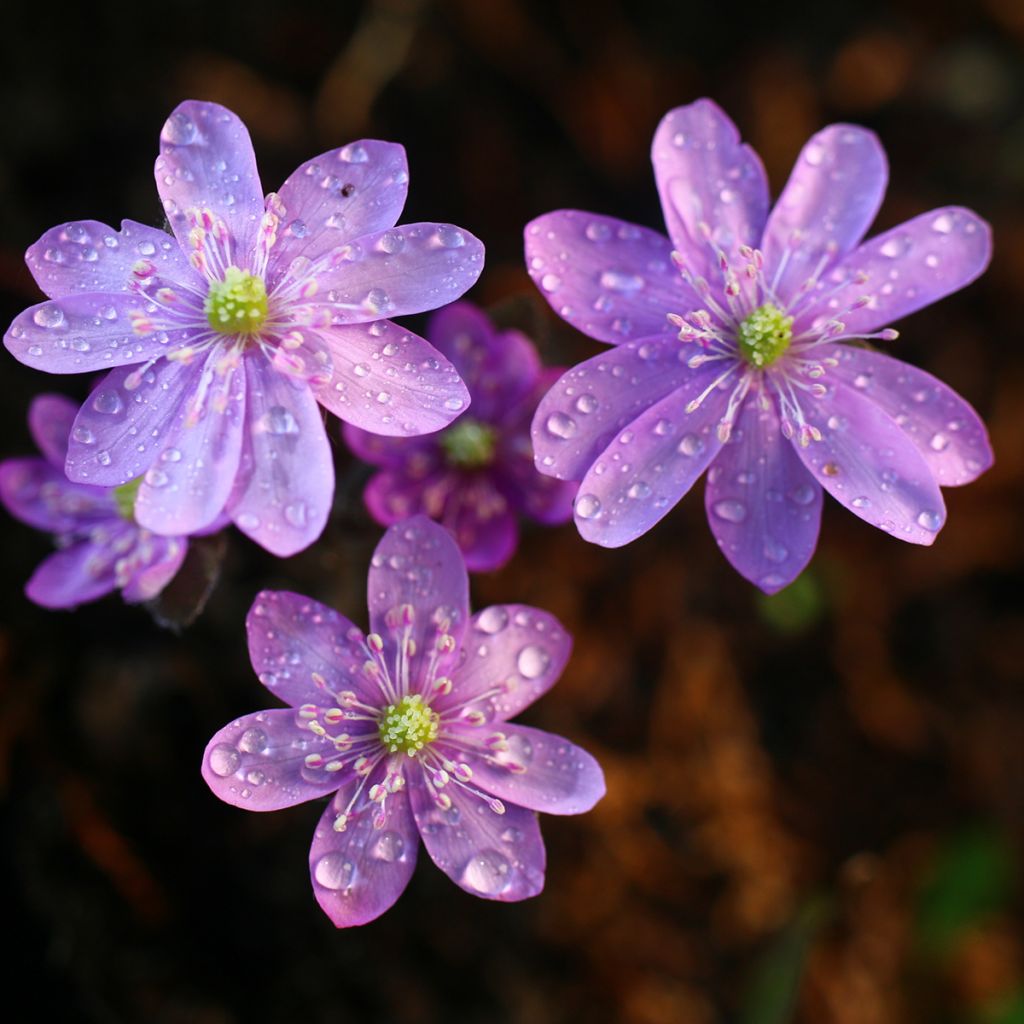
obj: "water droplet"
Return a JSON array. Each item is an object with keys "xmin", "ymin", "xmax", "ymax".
[
  {"xmin": 435, "ymin": 225, "xmax": 465, "ymax": 248},
  {"xmin": 879, "ymin": 235, "xmax": 911, "ymax": 259},
  {"xmin": 852, "ymin": 373, "xmax": 872, "ymax": 389},
  {"xmin": 284, "ymin": 502, "xmax": 307, "ymax": 528},
  {"xmin": 545, "ymin": 412, "xmax": 577, "ymax": 440},
  {"xmin": 72, "ymin": 426, "xmax": 95, "ymax": 445},
  {"xmin": 929, "ymin": 432, "xmax": 950, "ymax": 452},
  {"xmin": 517, "ymin": 644, "xmax": 550, "ymax": 679},
  {"xmin": 789, "ymin": 483, "xmax": 816, "ymax": 505},
  {"xmin": 585, "ymin": 221, "xmax": 611, "ymax": 242},
  {"xmin": 161, "ymin": 447, "xmax": 182, "ymax": 463},
  {"xmin": 161, "ymin": 111, "xmax": 197, "ymax": 145},
  {"xmin": 627, "ymin": 481, "xmax": 651, "ymax": 499},
  {"xmin": 260, "ymin": 405, "xmax": 299, "ymax": 435},
  {"xmin": 931, "ymin": 213, "xmax": 954, "ymax": 234},
  {"xmin": 916, "ymin": 509, "xmax": 942, "ymax": 532},
  {"xmin": 444, "ymin": 396, "xmax": 465, "ymax": 412},
  {"xmin": 599, "ymin": 270, "xmax": 644, "ymax": 292},
  {"xmin": 236, "ymin": 512, "xmax": 260, "ymax": 530},
  {"xmin": 805, "ymin": 142, "xmax": 825, "ymax": 166},
  {"xmin": 476, "ymin": 606, "xmax": 509, "ymax": 635},
  {"xmin": 314, "ymin": 853, "xmax": 356, "ymax": 890},
  {"xmin": 575, "ymin": 493, "xmax": 601, "ymax": 519},
  {"xmin": 33, "ymin": 305, "xmax": 65, "ymax": 328},
  {"xmin": 238, "ymin": 728, "xmax": 268, "ymax": 754},
  {"xmin": 376, "ymin": 229, "xmax": 405, "ymax": 254},
  {"xmin": 370, "ymin": 831, "xmax": 405, "ymax": 862},
  {"xmin": 144, "ymin": 467, "xmax": 169, "ymax": 488},
  {"xmin": 851, "ymin": 496, "xmax": 871, "ymax": 508},
  {"xmin": 287, "ymin": 219, "xmax": 309, "ymax": 238},
  {"xmin": 540, "ymin": 273, "xmax": 561, "ymax": 293},
  {"xmin": 712, "ymin": 499, "xmax": 747, "ymax": 523},
  {"xmin": 821, "ymin": 462, "xmax": 841, "ymax": 477},
  {"xmin": 208, "ymin": 743, "xmax": 240, "ymax": 777},
  {"xmin": 92, "ymin": 391, "xmax": 123, "ymax": 415},
  {"xmin": 574, "ymin": 393, "xmax": 598, "ymax": 415},
  {"xmin": 461, "ymin": 849, "xmax": 511, "ymax": 895},
  {"xmin": 677, "ymin": 433, "xmax": 704, "ymax": 457}
]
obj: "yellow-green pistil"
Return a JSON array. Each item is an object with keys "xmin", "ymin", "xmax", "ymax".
[
  {"xmin": 113, "ymin": 476, "xmax": 143, "ymax": 520},
  {"xmin": 440, "ymin": 418, "xmax": 497, "ymax": 469},
  {"xmin": 378, "ymin": 694, "xmax": 440, "ymax": 755},
  {"xmin": 737, "ymin": 302, "xmax": 793, "ymax": 368},
  {"xmin": 204, "ymin": 266, "xmax": 268, "ymax": 334}
]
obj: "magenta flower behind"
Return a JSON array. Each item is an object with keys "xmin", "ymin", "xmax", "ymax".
[
  {"xmin": 201, "ymin": 516, "xmax": 604, "ymax": 926},
  {"xmin": 526, "ymin": 99, "xmax": 993, "ymax": 592},
  {"xmin": 344, "ymin": 302, "xmax": 576, "ymax": 571},
  {"xmin": 5, "ymin": 100, "xmax": 484, "ymax": 557},
  {"xmin": 0, "ymin": 394, "xmax": 190, "ymax": 609}
]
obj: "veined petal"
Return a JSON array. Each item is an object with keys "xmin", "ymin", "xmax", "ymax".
[
  {"xmin": 246, "ymin": 590, "xmax": 386, "ymax": 710},
  {"xmin": 531, "ymin": 334, "xmax": 697, "ymax": 482},
  {"xmin": 802, "ymin": 207, "xmax": 991, "ymax": 336},
  {"xmin": 428, "ymin": 303, "xmax": 541, "ymax": 420},
  {"xmin": 26, "ymin": 219, "xmax": 194, "ymax": 299},
  {"xmin": 201, "ymin": 708, "xmax": 346, "ymax": 811},
  {"xmin": 134, "ymin": 348, "xmax": 246, "ymax": 535},
  {"xmin": 309, "ymin": 773, "xmax": 419, "ymax": 928},
  {"xmin": 454, "ymin": 724, "xmax": 604, "ymax": 815},
  {"xmin": 793, "ymin": 378, "xmax": 947, "ymax": 545},
  {"xmin": 825, "ymin": 345, "xmax": 992, "ymax": 486},
  {"xmin": 361, "ymin": 467, "xmax": 431, "ymax": 525},
  {"xmin": 118, "ymin": 532, "xmax": 188, "ymax": 603},
  {"xmin": 704, "ymin": 391, "xmax": 823, "ymax": 593},
  {"xmin": 66, "ymin": 356, "xmax": 205, "ymax": 486},
  {"xmin": 25, "ymin": 538, "xmax": 119, "ymax": 609},
  {"xmin": 573, "ymin": 362, "xmax": 731, "ymax": 547},
  {"xmin": 524, "ymin": 211, "xmax": 684, "ymax": 345},
  {"xmin": 228, "ymin": 357, "xmax": 332, "ymax": 557},
  {"xmin": 367, "ymin": 517, "xmax": 470, "ymax": 687},
  {"xmin": 313, "ymin": 320, "xmax": 470, "ymax": 435},
  {"xmin": 299, "ymin": 222, "xmax": 484, "ymax": 323},
  {"xmin": 439, "ymin": 604, "xmax": 572, "ymax": 722},
  {"xmin": 268, "ymin": 141, "xmax": 409, "ymax": 281},
  {"xmin": 28, "ymin": 393, "xmax": 77, "ymax": 467},
  {"xmin": 5, "ymin": 293, "xmax": 191, "ymax": 374},
  {"xmin": 409, "ymin": 766, "xmax": 545, "ymax": 902},
  {"xmin": 155, "ymin": 101, "xmax": 264, "ymax": 263},
  {"xmin": 651, "ymin": 99, "xmax": 769, "ymax": 275},
  {"xmin": 435, "ymin": 478, "xmax": 518, "ymax": 573},
  {"xmin": 762, "ymin": 125, "xmax": 888, "ymax": 307},
  {"xmin": 341, "ymin": 421, "xmax": 436, "ymax": 469},
  {"xmin": 0, "ymin": 458, "xmax": 113, "ymax": 534}
]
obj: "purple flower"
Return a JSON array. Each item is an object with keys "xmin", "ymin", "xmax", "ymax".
[
  {"xmin": 5, "ymin": 101, "xmax": 484, "ymax": 557},
  {"xmin": 343, "ymin": 302, "xmax": 577, "ymax": 571},
  {"xmin": 202, "ymin": 516, "xmax": 604, "ymax": 926},
  {"xmin": 0, "ymin": 394, "xmax": 189, "ymax": 608},
  {"xmin": 526, "ymin": 99, "xmax": 993, "ymax": 592}
]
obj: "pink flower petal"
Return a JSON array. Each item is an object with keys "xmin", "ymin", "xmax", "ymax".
[
  {"xmin": 25, "ymin": 538, "xmax": 119, "ymax": 609},
  {"xmin": 0, "ymin": 458, "xmax": 112, "ymax": 534},
  {"xmin": 524, "ymin": 211, "xmax": 683, "ymax": 345},
  {"xmin": 438, "ymin": 604, "xmax": 572, "ymax": 723},
  {"xmin": 313, "ymin": 320, "xmax": 470, "ymax": 435},
  {"xmin": 119, "ymin": 534, "xmax": 188, "ymax": 603},
  {"xmin": 825, "ymin": 345, "xmax": 993, "ymax": 486},
  {"xmin": 155, "ymin": 101, "xmax": 264, "ymax": 263},
  {"xmin": 704, "ymin": 392, "xmax": 823, "ymax": 593},
  {"xmin": 26, "ymin": 219, "xmax": 194, "ymax": 299},
  {"xmin": 651, "ymin": 99, "xmax": 769, "ymax": 276},
  {"xmin": 409, "ymin": 768, "xmax": 546, "ymax": 902},
  {"xmin": 792, "ymin": 378, "xmax": 947, "ymax": 544},
  {"xmin": 531, "ymin": 334, "xmax": 698, "ymax": 483},
  {"xmin": 134, "ymin": 350, "xmax": 246, "ymax": 535},
  {"xmin": 267, "ymin": 141, "xmax": 409, "ymax": 282},
  {"xmin": 201, "ymin": 709, "xmax": 346, "ymax": 811},
  {"xmin": 802, "ymin": 207, "xmax": 991, "ymax": 336},
  {"xmin": 572, "ymin": 362, "xmax": 731, "ymax": 547},
  {"xmin": 309, "ymin": 773, "xmax": 419, "ymax": 928},
  {"xmin": 28, "ymin": 393, "xmax": 77, "ymax": 467},
  {"xmin": 228, "ymin": 357, "xmax": 333, "ymax": 557},
  {"xmin": 762, "ymin": 125, "xmax": 888, "ymax": 307},
  {"xmin": 454, "ymin": 724, "xmax": 605, "ymax": 815},
  {"xmin": 246, "ymin": 589, "xmax": 385, "ymax": 710}
]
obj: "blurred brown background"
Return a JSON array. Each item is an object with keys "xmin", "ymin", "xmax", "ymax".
[{"xmin": 1, "ymin": 1, "xmax": 1023, "ymax": 1022}]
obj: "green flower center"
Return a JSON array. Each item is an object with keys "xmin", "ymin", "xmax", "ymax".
[
  {"xmin": 439, "ymin": 418, "xmax": 497, "ymax": 469},
  {"xmin": 113, "ymin": 476, "xmax": 143, "ymax": 520},
  {"xmin": 204, "ymin": 266, "xmax": 268, "ymax": 335},
  {"xmin": 378, "ymin": 694, "xmax": 440, "ymax": 755},
  {"xmin": 737, "ymin": 302, "xmax": 793, "ymax": 368}
]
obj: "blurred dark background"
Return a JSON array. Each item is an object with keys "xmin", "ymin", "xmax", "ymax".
[{"xmin": 1, "ymin": 1, "xmax": 1023, "ymax": 1021}]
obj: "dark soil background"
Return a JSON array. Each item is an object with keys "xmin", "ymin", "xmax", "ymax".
[{"xmin": 1, "ymin": 1, "xmax": 1023, "ymax": 1022}]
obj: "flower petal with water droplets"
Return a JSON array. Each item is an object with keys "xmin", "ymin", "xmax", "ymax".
[
  {"xmin": 704, "ymin": 391, "xmax": 823, "ymax": 593},
  {"xmin": 201, "ymin": 708, "xmax": 346, "ymax": 811},
  {"xmin": 651, "ymin": 99, "xmax": 769, "ymax": 277},
  {"xmin": 792, "ymin": 379, "xmax": 947, "ymax": 545},
  {"xmin": 268, "ymin": 141, "xmax": 409, "ymax": 280},
  {"xmin": 409, "ymin": 765, "xmax": 545, "ymax": 902},
  {"xmin": 524, "ymin": 211, "xmax": 684, "ymax": 345},
  {"xmin": 227, "ymin": 357, "xmax": 332, "ymax": 557},
  {"xmin": 0, "ymin": 458, "xmax": 114, "ymax": 534},
  {"xmin": 26, "ymin": 219, "xmax": 195, "ymax": 299},
  {"xmin": 454, "ymin": 724, "xmax": 605, "ymax": 815},
  {"xmin": 309, "ymin": 773, "xmax": 419, "ymax": 928},
  {"xmin": 825, "ymin": 345, "xmax": 992, "ymax": 487},
  {"xmin": 25, "ymin": 535, "xmax": 124, "ymax": 609},
  {"xmin": 28, "ymin": 393, "xmax": 77, "ymax": 467},
  {"xmin": 801, "ymin": 207, "xmax": 991, "ymax": 336},
  {"xmin": 573, "ymin": 362, "xmax": 730, "ymax": 547},
  {"xmin": 762, "ymin": 124, "xmax": 888, "ymax": 307},
  {"xmin": 155, "ymin": 100, "xmax": 264, "ymax": 262},
  {"xmin": 531, "ymin": 334, "xmax": 697, "ymax": 482},
  {"xmin": 119, "ymin": 533, "xmax": 188, "ymax": 603}
]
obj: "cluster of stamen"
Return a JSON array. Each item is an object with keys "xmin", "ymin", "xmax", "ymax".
[
  {"xmin": 440, "ymin": 418, "xmax": 497, "ymax": 469},
  {"xmin": 737, "ymin": 303, "xmax": 793, "ymax": 368},
  {"xmin": 378, "ymin": 694, "xmax": 440, "ymax": 755},
  {"xmin": 204, "ymin": 266, "xmax": 268, "ymax": 335}
]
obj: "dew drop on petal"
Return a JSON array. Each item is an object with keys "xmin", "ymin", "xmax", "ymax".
[
  {"xmin": 575, "ymin": 493, "xmax": 601, "ymax": 519},
  {"xmin": 370, "ymin": 832, "xmax": 405, "ymax": 862},
  {"xmin": 516, "ymin": 644, "xmax": 549, "ymax": 679},
  {"xmin": 314, "ymin": 853, "xmax": 356, "ymax": 890},
  {"xmin": 916, "ymin": 509, "xmax": 943, "ymax": 532},
  {"xmin": 33, "ymin": 305, "xmax": 65, "ymax": 328},
  {"xmin": 574, "ymin": 393, "xmax": 599, "ymax": 415},
  {"xmin": 712, "ymin": 499, "xmax": 747, "ymax": 523},
  {"xmin": 461, "ymin": 849, "xmax": 511, "ymax": 895},
  {"xmin": 476, "ymin": 606, "xmax": 509, "ymax": 635},
  {"xmin": 238, "ymin": 728, "xmax": 268, "ymax": 754},
  {"xmin": 208, "ymin": 743, "xmax": 241, "ymax": 777},
  {"xmin": 545, "ymin": 412, "xmax": 577, "ymax": 440}
]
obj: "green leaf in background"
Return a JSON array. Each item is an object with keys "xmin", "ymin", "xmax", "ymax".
[{"xmin": 756, "ymin": 570, "xmax": 825, "ymax": 633}]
